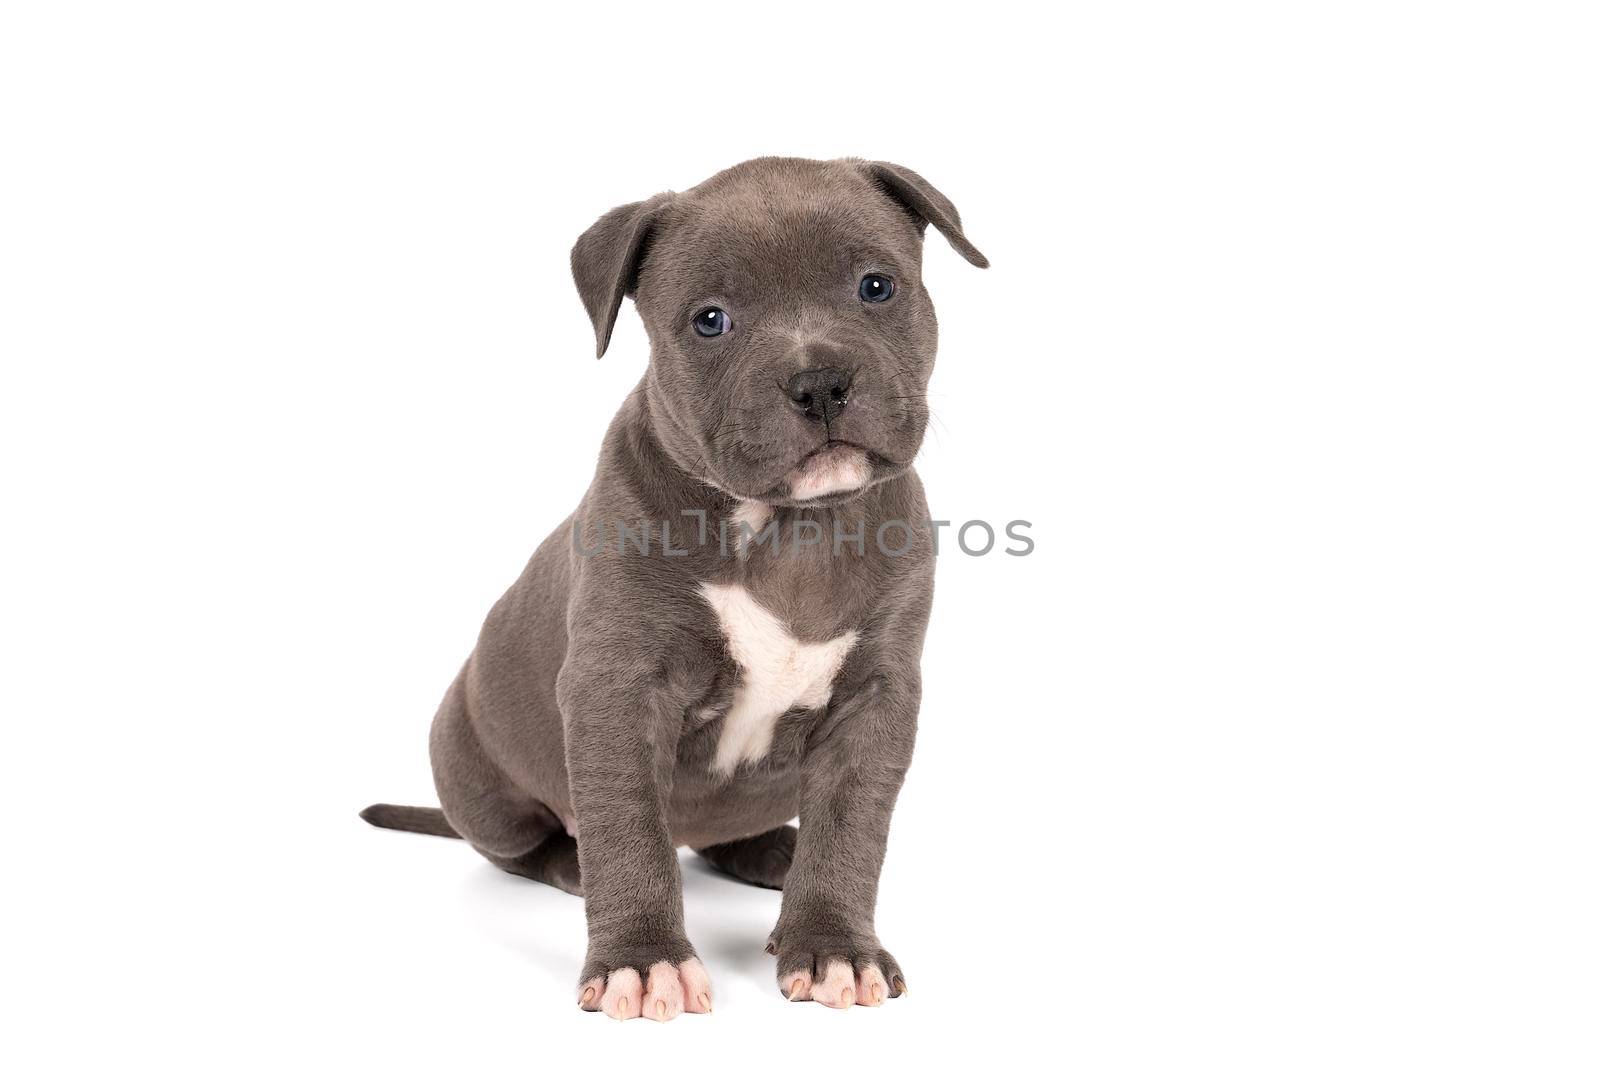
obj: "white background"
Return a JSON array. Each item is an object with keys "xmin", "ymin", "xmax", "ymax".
[{"xmin": 3, "ymin": 3, "xmax": 1596, "ymax": 1063}]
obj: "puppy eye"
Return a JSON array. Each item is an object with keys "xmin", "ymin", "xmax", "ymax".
[
  {"xmin": 692, "ymin": 307, "xmax": 732, "ymax": 337},
  {"xmin": 858, "ymin": 274, "xmax": 895, "ymax": 303}
]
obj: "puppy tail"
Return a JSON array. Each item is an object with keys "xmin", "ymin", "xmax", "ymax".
[{"xmin": 359, "ymin": 803, "xmax": 460, "ymax": 839}]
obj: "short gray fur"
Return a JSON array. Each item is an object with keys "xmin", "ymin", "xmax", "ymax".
[{"xmin": 362, "ymin": 156, "xmax": 987, "ymax": 1004}]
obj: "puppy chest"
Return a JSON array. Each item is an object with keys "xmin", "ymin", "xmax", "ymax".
[{"xmin": 697, "ymin": 583, "xmax": 858, "ymax": 774}]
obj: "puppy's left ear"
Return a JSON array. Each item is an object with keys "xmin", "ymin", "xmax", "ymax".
[
  {"xmin": 859, "ymin": 161, "xmax": 989, "ymax": 269},
  {"xmin": 570, "ymin": 192, "xmax": 675, "ymax": 359}
]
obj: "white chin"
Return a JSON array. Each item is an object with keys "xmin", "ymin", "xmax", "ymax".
[{"xmin": 786, "ymin": 445, "xmax": 871, "ymax": 501}]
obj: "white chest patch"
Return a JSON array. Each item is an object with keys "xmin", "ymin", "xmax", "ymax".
[
  {"xmin": 698, "ymin": 583, "xmax": 858, "ymax": 775},
  {"xmin": 729, "ymin": 499, "xmax": 774, "ymax": 555}
]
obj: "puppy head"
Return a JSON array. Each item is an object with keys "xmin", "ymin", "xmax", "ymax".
[{"xmin": 571, "ymin": 157, "xmax": 986, "ymax": 506}]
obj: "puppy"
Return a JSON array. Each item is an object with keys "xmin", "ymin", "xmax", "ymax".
[{"xmin": 363, "ymin": 157, "xmax": 987, "ymax": 1020}]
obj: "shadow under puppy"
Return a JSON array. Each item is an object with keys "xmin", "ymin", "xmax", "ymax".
[{"xmin": 362, "ymin": 156, "xmax": 987, "ymax": 1020}]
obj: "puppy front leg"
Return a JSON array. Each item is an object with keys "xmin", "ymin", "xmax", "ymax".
[
  {"xmin": 768, "ymin": 672, "xmax": 918, "ymax": 1009},
  {"xmin": 561, "ymin": 662, "xmax": 710, "ymax": 1021}
]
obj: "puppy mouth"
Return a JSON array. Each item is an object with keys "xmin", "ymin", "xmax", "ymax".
[{"xmin": 783, "ymin": 441, "xmax": 874, "ymax": 502}]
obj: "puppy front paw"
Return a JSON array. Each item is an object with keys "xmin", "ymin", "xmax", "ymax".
[
  {"xmin": 578, "ymin": 940, "xmax": 712, "ymax": 1021},
  {"xmin": 767, "ymin": 926, "xmax": 905, "ymax": 1009}
]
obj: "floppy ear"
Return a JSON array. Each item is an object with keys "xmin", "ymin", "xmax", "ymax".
[
  {"xmin": 860, "ymin": 161, "xmax": 989, "ymax": 269},
  {"xmin": 570, "ymin": 192, "xmax": 674, "ymax": 359}
]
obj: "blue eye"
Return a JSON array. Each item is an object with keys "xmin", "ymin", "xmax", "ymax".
[
  {"xmin": 858, "ymin": 274, "xmax": 895, "ymax": 303},
  {"xmin": 693, "ymin": 307, "xmax": 731, "ymax": 337}
]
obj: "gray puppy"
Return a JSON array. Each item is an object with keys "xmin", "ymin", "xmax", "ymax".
[{"xmin": 362, "ymin": 156, "xmax": 987, "ymax": 1020}]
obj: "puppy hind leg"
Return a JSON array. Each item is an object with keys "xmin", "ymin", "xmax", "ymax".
[
  {"xmin": 431, "ymin": 669, "xmax": 576, "ymax": 890},
  {"xmin": 481, "ymin": 832, "xmax": 582, "ymax": 897},
  {"xmin": 695, "ymin": 824, "xmax": 796, "ymax": 890}
]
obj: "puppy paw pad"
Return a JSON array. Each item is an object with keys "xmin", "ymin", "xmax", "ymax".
[
  {"xmin": 779, "ymin": 968, "xmax": 813, "ymax": 1002},
  {"xmin": 854, "ymin": 964, "xmax": 888, "ymax": 1007},
  {"xmin": 779, "ymin": 957, "xmax": 901, "ymax": 1009},
  {"xmin": 811, "ymin": 959, "xmax": 857, "ymax": 1009},
  {"xmin": 677, "ymin": 957, "xmax": 714, "ymax": 1014},
  {"xmin": 598, "ymin": 967, "xmax": 643, "ymax": 1020},
  {"xmin": 584, "ymin": 959, "xmax": 711, "ymax": 1021}
]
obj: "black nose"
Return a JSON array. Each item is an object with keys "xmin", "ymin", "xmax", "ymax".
[{"xmin": 785, "ymin": 367, "xmax": 851, "ymax": 422}]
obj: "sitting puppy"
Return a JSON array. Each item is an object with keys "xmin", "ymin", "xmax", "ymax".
[{"xmin": 362, "ymin": 156, "xmax": 987, "ymax": 1020}]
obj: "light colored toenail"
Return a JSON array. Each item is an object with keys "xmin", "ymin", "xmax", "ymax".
[
  {"xmin": 656, "ymin": 999, "xmax": 667, "ymax": 1020},
  {"xmin": 789, "ymin": 979, "xmax": 805, "ymax": 1001},
  {"xmin": 618, "ymin": 997, "xmax": 629, "ymax": 1017},
  {"xmin": 699, "ymin": 993, "xmax": 712, "ymax": 1013},
  {"xmin": 872, "ymin": 982, "xmax": 882, "ymax": 1002},
  {"xmin": 580, "ymin": 988, "xmax": 595, "ymax": 1006}
]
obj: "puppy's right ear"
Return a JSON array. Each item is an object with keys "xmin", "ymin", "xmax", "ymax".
[{"xmin": 570, "ymin": 192, "xmax": 674, "ymax": 359}]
